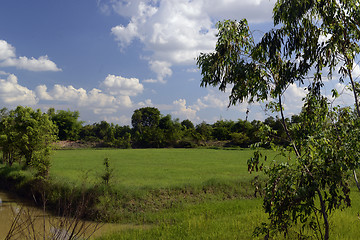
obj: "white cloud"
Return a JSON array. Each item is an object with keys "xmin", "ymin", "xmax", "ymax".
[
  {"xmin": 0, "ymin": 72, "xmax": 141, "ymax": 125},
  {"xmin": 172, "ymin": 98, "xmax": 198, "ymax": 121},
  {"xmin": 108, "ymin": 0, "xmax": 275, "ymax": 83},
  {"xmin": 1, "ymin": 55, "xmax": 61, "ymax": 72},
  {"xmin": 285, "ymin": 84, "xmax": 307, "ymax": 100},
  {"xmin": 0, "ymin": 40, "xmax": 61, "ymax": 72},
  {"xmin": 109, "ymin": 0, "xmax": 216, "ymax": 82},
  {"xmin": 36, "ymin": 84, "xmax": 133, "ymax": 111},
  {"xmin": 111, "ymin": 22, "xmax": 140, "ymax": 49},
  {"xmin": 0, "ymin": 40, "xmax": 16, "ymax": 61},
  {"xmin": 101, "ymin": 74, "xmax": 144, "ymax": 96},
  {"xmin": 282, "ymin": 84, "xmax": 307, "ymax": 115},
  {"xmin": 0, "ymin": 73, "xmax": 38, "ymax": 105},
  {"xmin": 137, "ymin": 99, "xmax": 153, "ymax": 107},
  {"xmin": 86, "ymin": 88, "xmax": 132, "ymax": 108},
  {"xmin": 148, "ymin": 60, "xmax": 172, "ymax": 83},
  {"xmin": 193, "ymin": 91, "xmax": 229, "ymax": 110},
  {"xmin": 35, "ymin": 85, "xmax": 53, "ymax": 100}
]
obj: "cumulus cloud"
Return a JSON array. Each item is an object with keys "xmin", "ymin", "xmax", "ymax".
[
  {"xmin": 34, "ymin": 72, "xmax": 145, "ymax": 118},
  {"xmin": 0, "ymin": 73, "xmax": 38, "ymax": 105},
  {"xmin": 0, "ymin": 40, "xmax": 16, "ymax": 61},
  {"xmin": 172, "ymin": 98, "xmax": 198, "ymax": 122},
  {"xmin": 147, "ymin": 60, "xmax": 172, "ymax": 83},
  {"xmin": 101, "ymin": 74, "xmax": 144, "ymax": 96},
  {"xmin": 112, "ymin": 22, "xmax": 141, "ymax": 49},
  {"xmin": 193, "ymin": 91, "xmax": 229, "ymax": 111},
  {"xmin": 282, "ymin": 84, "xmax": 307, "ymax": 115},
  {"xmin": 1, "ymin": 55, "xmax": 61, "ymax": 72},
  {"xmin": 36, "ymin": 84, "xmax": 133, "ymax": 110},
  {"xmin": 0, "ymin": 40, "xmax": 61, "ymax": 72},
  {"xmin": 0, "ymin": 72, "xmax": 140, "ymax": 124},
  {"xmin": 107, "ymin": 0, "xmax": 275, "ymax": 83},
  {"xmin": 109, "ymin": 0, "xmax": 216, "ymax": 82},
  {"xmin": 35, "ymin": 85, "xmax": 53, "ymax": 100},
  {"xmin": 326, "ymin": 82, "xmax": 355, "ymax": 107},
  {"xmin": 137, "ymin": 99, "xmax": 154, "ymax": 107}
]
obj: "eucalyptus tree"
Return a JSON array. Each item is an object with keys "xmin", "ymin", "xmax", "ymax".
[{"xmin": 197, "ymin": 0, "xmax": 360, "ymax": 239}]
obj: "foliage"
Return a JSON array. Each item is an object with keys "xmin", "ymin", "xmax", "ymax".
[
  {"xmin": 0, "ymin": 106, "xmax": 57, "ymax": 179},
  {"xmin": 48, "ymin": 108, "xmax": 83, "ymax": 141},
  {"xmin": 131, "ymin": 107, "xmax": 161, "ymax": 132},
  {"xmin": 196, "ymin": 0, "xmax": 360, "ymax": 238},
  {"xmin": 101, "ymin": 157, "xmax": 114, "ymax": 186},
  {"xmin": 181, "ymin": 119, "xmax": 195, "ymax": 130},
  {"xmin": 21, "ymin": 105, "xmax": 275, "ymax": 149}
]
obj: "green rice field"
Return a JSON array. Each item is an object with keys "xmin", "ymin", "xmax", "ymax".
[
  {"xmin": 50, "ymin": 148, "xmax": 277, "ymax": 189},
  {"xmin": 46, "ymin": 148, "xmax": 360, "ymax": 239}
]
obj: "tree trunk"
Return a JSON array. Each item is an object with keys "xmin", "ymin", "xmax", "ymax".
[{"xmin": 317, "ymin": 189, "xmax": 329, "ymax": 240}]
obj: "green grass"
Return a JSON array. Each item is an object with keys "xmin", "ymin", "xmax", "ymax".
[
  {"xmin": 96, "ymin": 190, "xmax": 360, "ymax": 240},
  {"xmin": 50, "ymin": 148, "xmax": 277, "ymax": 189},
  {"xmin": 97, "ymin": 198, "xmax": 266, "ymax": 240},
  {"xmin": 48, "ymin": 148, "xmax": 360, "ymax": 239}
]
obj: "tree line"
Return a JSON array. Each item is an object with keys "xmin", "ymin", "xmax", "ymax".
[{"xmin": 0, "ymin": 105, "xmax": 303, "ymax": 156}]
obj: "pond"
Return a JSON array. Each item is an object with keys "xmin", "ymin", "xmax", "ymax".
[{"xmin": 0, "ymin": 190, "xmax": 147, "ymax": 239}]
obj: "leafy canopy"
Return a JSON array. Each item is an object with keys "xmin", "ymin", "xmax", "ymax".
[{"xmin": 197, "ymin": 0, "xmax": 360, "ymax": 239}]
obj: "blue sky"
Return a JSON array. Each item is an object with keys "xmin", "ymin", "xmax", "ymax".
[{"xmin": 1, "ymin": 0, "xmax": 351, "ymax": 126}]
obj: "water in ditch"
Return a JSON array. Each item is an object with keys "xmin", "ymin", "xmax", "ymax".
[{"xmin": 0, "ymin": 190, "xmax": 147, "ymax": 239}]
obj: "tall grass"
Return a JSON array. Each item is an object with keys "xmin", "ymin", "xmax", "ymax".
[
  {"xmin": 49, "ymin": 148, "xmax": 270, "ymax": 223},
  {"xmin": 5, "ymin": 148, "xmax": 360, "ymax": 239},
  {"xmin": 97, "ymin": 198, "xmax": 266, "ymax": 240},
  {"xmin": 97, "ymin": 190, "xmax": 360, "ymax": 240},
  {"xmin": 50, "ymin": 148, "xmax": 360, "ymax": 239}
]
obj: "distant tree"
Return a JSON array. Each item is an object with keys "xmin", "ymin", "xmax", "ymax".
[
  {"xmin": 113, "ymin": 125, "xmax": 132, "ymax": 148},
  {"xmin": 113, "ymin": 125, "xmax": 131, "ymax": 139},
  {"xmin": 263, "ymin": 116, "xmax": 289, "ymax": 145},
  {"xmin": 79, "ymin": 124, "xmax": 96, "ymax": 141},
  {"xmin": 48, "ymin": 108, "xmax": 83, "ymax": 141},
  {"xmin": 159, "ymin": 115, "xmax": 182, "ymax": 147},
  {"xmin": 229, "ymin": 132, "xmax": 250, "ymax": 147},
  {"xmin": 181, "ymin": 119, "xmax": 194, "ymax": 130},
  {"xmin": 131, "ymin": 107, "xmax": 161, "ymax": 147},
  {"xmin": 195, "ymin": 122, "xmax": 213, "ymax": 142},
  {"xmin": 131, "ymin": 107, "xmax": 160, "ymax": 133},
  {"xmin": 212, "ymin": 120, "xmax": 234, "ymax": 140},
  {"xmin": 93, "ymin": 121, "xmax": 111, "ymax": 140}
]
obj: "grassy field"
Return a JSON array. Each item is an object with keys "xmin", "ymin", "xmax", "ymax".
[
  {"xmin": 48, "ymin": 148, "xmax": 360, "ymax": 239},
  {"xmin": 50, "ymin": 148, "xmax": 278, "ymax": 189}
]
